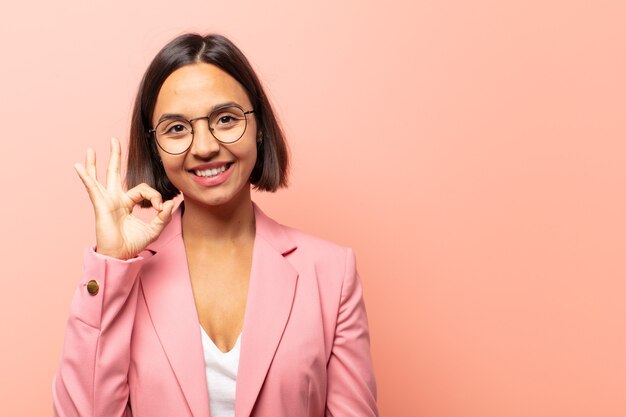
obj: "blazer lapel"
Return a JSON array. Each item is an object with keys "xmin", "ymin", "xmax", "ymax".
[
  {"xmin": 235, "ymin": 204, "xmax": 299, "ymax": 417},
  {"xmin": 141, "ymin": 206, "xmax": 211, "ymax": 417},
  {"xmin": 141, "ymin": 202, "xmax": 298, "ymax": 417}
]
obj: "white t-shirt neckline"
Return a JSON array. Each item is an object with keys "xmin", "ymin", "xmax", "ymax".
[{"xmin": 200, "ymin": 326, "xmax": 241, "ymax": 417}]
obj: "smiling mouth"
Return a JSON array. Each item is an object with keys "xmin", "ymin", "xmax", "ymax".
[{"xmin": 193, "ymin": 163, "xmax": 232, "ymax": 177}]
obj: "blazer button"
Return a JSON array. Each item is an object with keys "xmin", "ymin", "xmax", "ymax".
[{"xmin": 86, "ymin": 280, "xmax": 100, "ymax": 296}]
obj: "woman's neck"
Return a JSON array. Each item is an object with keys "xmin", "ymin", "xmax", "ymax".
[{"xmin": 180, "ymin": 194, "xmax": 256, "ymax": 246}]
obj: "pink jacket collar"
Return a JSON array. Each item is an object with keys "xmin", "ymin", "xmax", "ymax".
[{"xmin": 146, "ymin": 201, "xmax": 297, "ymax": 256}]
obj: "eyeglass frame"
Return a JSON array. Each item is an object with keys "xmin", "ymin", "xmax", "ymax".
[{"xmin": 148, "ymin": 104, "xmax": 256, "ymax": 155}]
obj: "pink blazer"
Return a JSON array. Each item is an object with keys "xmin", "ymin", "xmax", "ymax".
[{"xmin": 53, "ymin": 203, "xmax": 378, "ymax": 417}]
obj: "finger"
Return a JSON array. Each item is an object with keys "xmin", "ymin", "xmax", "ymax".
[
  {"xmin": 74, "ymin": 162, "xmax": 103, "ymax": 203},
  {"xmin": 106, "ymin": 137, "xmax": 122, "ymax": 191},
  {"xmin": 150, "ymin": 199, "xmax": 175, "ymax": 234},
  {"xmin": 126, "ymin": 183, "xmax": 163, "ymax": 209},
  {"xmin": 77, "ymin": 156, "xmax": 107, "ymax": 195},
  {"xmin": 85, "ymin": 148, "xmax": 97, "ymax": 180}
]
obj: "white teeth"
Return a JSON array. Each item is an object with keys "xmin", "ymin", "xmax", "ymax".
[{"xmin": 195, "ymin": 165, "xmax": 228, "ymax": 177}]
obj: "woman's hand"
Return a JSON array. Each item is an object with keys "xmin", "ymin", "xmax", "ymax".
[{"xmin": 74, "ymin": 137, "xmax": 175, "ymax": 260}]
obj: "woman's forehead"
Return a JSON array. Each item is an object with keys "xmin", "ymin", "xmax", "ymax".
[{"xmin": 153, "ymin": 63, "xmax": 250, "ymax": 119}]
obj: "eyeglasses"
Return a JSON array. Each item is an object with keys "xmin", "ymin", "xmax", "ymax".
[{"xmin": 149, "ymin": 105, "xmax": 255, "ymax": 155}]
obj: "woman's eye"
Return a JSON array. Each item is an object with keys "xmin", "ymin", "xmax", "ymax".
[
  {"xmin": 166, "ymin": 123, "xmax": 188, "ymax": 134},
  {"xmin": 218, "ymin": 115, "xmax": 236, "ymax": 125}
]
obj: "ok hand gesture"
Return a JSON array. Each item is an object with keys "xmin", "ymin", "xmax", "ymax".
[{"xmin": 74, "ymin": 137, "xmax": 175, "ymax": 260}]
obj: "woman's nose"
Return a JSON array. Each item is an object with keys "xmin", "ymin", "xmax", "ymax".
[{"xmin": 190, "ymin": 119, "xmax": 220, "ymax": 158}]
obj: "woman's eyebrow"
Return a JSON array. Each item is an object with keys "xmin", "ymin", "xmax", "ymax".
[
  {"xmin": 155, "ymin": 101, "xmax": 243, "ymax": 124},
  {"xmin": 157, "ymin": 113, "xmax": 185, "ymax": 123}
]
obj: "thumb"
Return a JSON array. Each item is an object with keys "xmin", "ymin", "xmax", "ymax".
[{"xmin": 150, "ymin": 200, "xmax": 176, "ymax": 234}]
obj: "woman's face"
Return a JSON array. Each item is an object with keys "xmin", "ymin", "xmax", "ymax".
[{"xmin": 152, "ymin": 63, "xmax": 258, "ymax": 209}]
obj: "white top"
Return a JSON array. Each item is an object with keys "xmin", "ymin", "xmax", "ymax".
[{"xmin": 200, "ymin": 326, "xmax": 241, "ymax": 417}]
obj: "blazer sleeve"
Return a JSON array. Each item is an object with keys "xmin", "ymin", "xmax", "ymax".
[
  {"xmin": 53, "ymin": 247, "xmax": 152, "ymax": 417},
  {"xmin": 325, "ymin": 248, "xmax": 379, "ymax": 417}
]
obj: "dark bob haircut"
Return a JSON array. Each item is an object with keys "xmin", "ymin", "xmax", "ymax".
[{"xmin": 126, "ymin": 33, "xmax": 289, "ymax": 206}]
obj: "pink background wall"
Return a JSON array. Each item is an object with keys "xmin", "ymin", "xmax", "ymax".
[{"xmin": 1, "ymin": 0, "xmax": 625, "ymax": 415}]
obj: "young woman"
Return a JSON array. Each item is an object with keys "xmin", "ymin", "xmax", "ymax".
[{"xmin": 53, "ymin": 33, "xmax": 378, "ymax": 417}]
